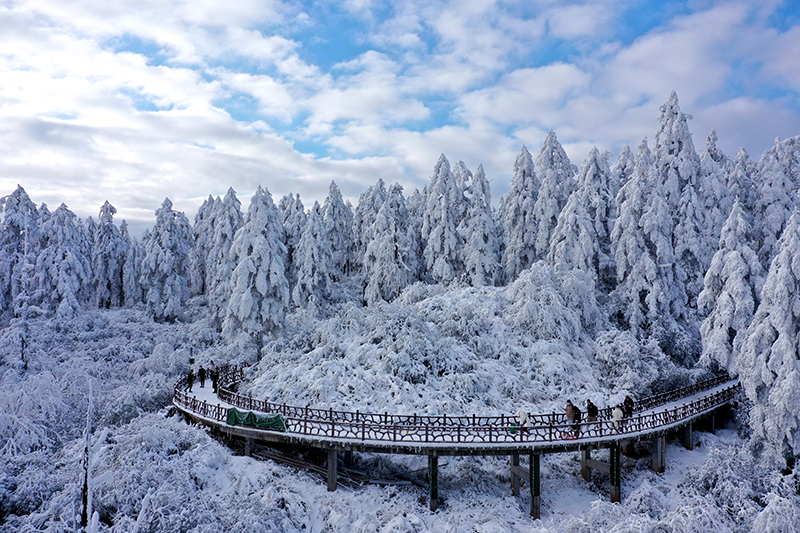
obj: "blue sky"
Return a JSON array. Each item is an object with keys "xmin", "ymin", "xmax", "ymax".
[{"xmin": 1, "ymin": 0, "xmax": 799, "ymax": 235}]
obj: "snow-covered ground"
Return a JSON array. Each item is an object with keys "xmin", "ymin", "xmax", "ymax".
[{"xmin": 2, "ymin": 290, "xmax": 799, "ymax": 532}]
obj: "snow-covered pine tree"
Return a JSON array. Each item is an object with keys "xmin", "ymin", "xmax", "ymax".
[
  {"xmin": 35, "ymin": 203, "xmax": 92, "ymax": 319},
  {"xmin": 737, "ymin": 208, "xmax": 800, "ymax": 458},
  {"xmin": 0, "ymin": 186, "xmax": 40, "ymax": 320},
  {"xmin": 611, "ymin": 139, "xmax": 687, "ymax": 344},
  {"xmin": 292, "ymin": 202, "xmax": 332, "ymax": 311},
  {"xmin": 363, "ymin": 184, "xmax": 419, "ymax": 304},
  {"xmin": 698, "ymin": 199, "xmax": 764, "ymax": 371},
  {"xmin": 728, "ymin": 148, "xmax": 758, "ymax": 215},
  {"xmin": 499, "ymin": 145, "xmax": 539, "ymax": 283},
  {"xmin": 451, "ymin": 161, "xmax": 473, "ymax": 228},
  {"xmin": 753, "ymin": 141, "xmax": 796, "ymax": 267},
  {"xmin": 280, "ymin": 193, "xmax": 307, "ymax": 292},
  {"xmin": 189, "ymin": 195, "xmax": 217, "ymax": 296},
  {"xmin": 139, "ymin": 198, "xmax": 193, "ymax": 322},
  {"xmin": 547, "ymin": 192, "xmax": 599, "ymax": 276},
  {"xmin": 92, "ymin": 201, "xmax": 126, "ymax": 308},
  {"xmin": 421, "ymin": 154, "xmax": 464, "ymax": 283},
  {"xmin": 459, "ymin": 164, "xmax": 501, "ymax": 287},
  {"xmin": 575, "ymin": 147, "xmax": 616, "ymax": 290},
  {"xmin": 533, "ymin": 131, "xmax": 576, "ymax": 260},
  {"xmin": 323, "ymin": 181, "xmax": 356, "ymax": 280},
  {"xmin": 207, "ymin": 189, "xmax": 244, "ymax": 323},
  {"xmin": 611, "ymin": 144, "xmax": 635, "ymax": 189},
  {"xmin": 698, "ymin": 130, "xmax": 734, "ymax": 261},
  {"xmin": 674, "ymin": 177, "xmax": 708, "ymax": 307},
  {"xmin": 353, "ymin": 179, "xmax": 388, "ymax": 268},
  {"xmin": 122, "ymin": 233, "xmax": 143, "ymax": 307},
  {"xmin": 773, "ymin": 135, "xmax": 800, "ymax": 188},
  {"xmin": 224, "ymin": 186, "xmax": 289, "ymax": 341},
  {"xmin": 653, "ymin": 91, "xmax": 701, "ymax": 214}
]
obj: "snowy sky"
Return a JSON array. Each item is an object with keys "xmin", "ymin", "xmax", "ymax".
[{"xmin": 1, "ymin": 0, "xmax": 799, "ymax": 235}]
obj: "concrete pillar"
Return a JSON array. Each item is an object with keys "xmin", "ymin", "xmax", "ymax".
[
  {"xmin": 511, "ymin": 453, "xmax": 521, "ymax": 496},
  {"xmin": 429, "ymin": 454, "xmax": 439, "ymax": 511},
  {"xmin": 530, "ymin": 452, "xmax": 541, "ymax": 519},
  {"xmin": 244, "ymin": 437, "xmax": 252, "ymax": 457},
  {"xmin": 651, "ymin": 436, "xmax": 665, "ymax": 473},
  {"xmin": 581, "ymin": 447, "xmax": 591, "ymax": 481},
  {"xmin": 610, "ymin": 443, "xmax": 621, "ymax": 503},
  {"xmin": 709, "ymin": 413, "xmax": 716, "ymax": 434},
  {"xmin": 327, "ymin": 449, "xmax": 338, "ymax": 492},
  {"xmin": 682, "ymin": 423, "xmax": 693, "ymax": 450}
]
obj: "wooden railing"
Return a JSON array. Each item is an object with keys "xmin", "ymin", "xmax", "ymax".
[{"xmin": 173, "ymin": 365, "xmax": 739, "ymax": 445}]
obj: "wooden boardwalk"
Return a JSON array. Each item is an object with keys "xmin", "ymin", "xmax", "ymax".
[{"xmin": 173, "ymin": 365, "xmax": 739, "ymax": 517}]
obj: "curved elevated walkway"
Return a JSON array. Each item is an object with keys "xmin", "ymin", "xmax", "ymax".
[{"xmin": 174, "ymin": 365, "xmax": 739, "ymax": 516}]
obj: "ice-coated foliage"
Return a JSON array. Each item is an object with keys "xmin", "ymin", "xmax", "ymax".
[
  {"xmin": 92, "ymin": 201, "xmax": 127, "ymax": 309},
  {"xmin": 189, "ymin": 195, "xmax": 216, "ymax": 296},
  {"xmin": 753, "ymin": 143, "xmax": 796, "ymax": 267},
  {"xmin": 728, "ymin": 147, "xmax": 758, "ymax": 214},
  {"xmin": 139, "ymin": 198, "xmax": 193, "ymax": 322},
  {"xmin": 280, "ymin": 192, "xmax": 307, "ymax": 290},
  {"xmin": 0, "ymin": 186, "xmax": 40, "ymax": 320},
  {"xmin": 674, "ymin": 180, "xmax": 709, "ymax": 306},
  {"xmin": 533, "ymin": 131, "xmax": 576, "ymax": 260},
  {"xmin": 547, "ymin": 192, "xmax": 599, "ymax": 276},
  {"xmin": 292, "ymin": 202, "xmax": 332, "ymax": 311},
  {"xmin": 460, "ymin": 164, "xmax": 501, "ymax": 287},
  {"xmin": 738, "ymin": 209, "xmax": 800, "ymax": 457},
  {"xmin": 611, "ymin": 144, "xmax": 635, "ymax": 188},
  {"xmin": 35, "ymin": 204, "xmax": 92, "ymax": 319},
  {"xmin": 421, "ymin": 154, "xmax": 464, "ymax": 283},
  {"xmin": 499, "ymin": 145, "xmax": 539, "ymax": 282},
  {"xmin": 698, "ymin": 200, "xmax": 764, "ymax": 372},
  {"xmin": 224, "ymin": 186, "xmax": 289, "ymax": 340},
  {"xmin": 353, "ymin": 178, "xmax": 387, "ymax": 265},
  {"xmin": 699, "ymin": 130, "xmax": 734, "ymax": 250},
  {"xmin": 653, "ymin": 91, "xmax": 701, "ymax": 213},
  {"xmin": 207, "ymin": 189, "xmax": 244, "ymax": 322},
  {"xmin": 323, "ymin": 181, "xmax": 356, "ymax": 280},
  {"xmin": 363, "ymin": 184, "xmax": 419, "ymax": 304}
]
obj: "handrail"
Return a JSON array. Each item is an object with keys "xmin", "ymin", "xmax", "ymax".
[{"xmin": 173, "ymin": 365, "xmax": 739, "ymax": 446}]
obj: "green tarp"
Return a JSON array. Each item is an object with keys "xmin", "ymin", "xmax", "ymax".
[{"xmin": 226, "ymin": 408, "xmax": 287, "ymax": 431}]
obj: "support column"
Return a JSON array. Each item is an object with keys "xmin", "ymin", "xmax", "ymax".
[
  {"xmin": 682, "ymin": 423, "xmax": 693, "ymax": 450},
  {"xmin": 709, "ymin": 413, "xmax": 716, "ymax": 434},
  {"xmin": 581, "ymin": 447, "xmax": 591, "ymax": 481},
  {"xmin": 610, "ymin": 443, "xmax": 621, "ymax": 503},
  {"xmin": 429, "ymin": 454, "xmax": 439, "ymax": 511},
  {"xmin": 244, "ymin": 437, "xmax": 252, "ymax": 457},
  {"xmin": 651, "ymin": 436, "xmax": 665, "ymax": 473},
  {"xmin": 327, "ymin": 449, "xmax": 337, "ymax": 492},
  {"xmin": 511, "ymin": 453, "xmax": 521, "ymax": 496},
  {"xmin": 530, "ymin": 452, "xmax": 541, "ymax": 519}
]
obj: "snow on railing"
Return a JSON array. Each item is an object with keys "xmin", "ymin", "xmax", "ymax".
[{"xmin": 173, "ymin": 365, "xmax": 739, "ymax": 445}]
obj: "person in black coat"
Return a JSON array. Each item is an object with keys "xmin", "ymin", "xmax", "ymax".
[
  {"xmin": 187, "ymin": 369, "xmax": 194, "ymax": 392},
  {"xmin": 623, "ymin": 395, "xmax": 634, "ymax": 418},
  {"xmin": 586, "ymin": 399, "xmax": 598, "ymax": 422},
  {"xmin": 199, "ymin": 366, "xmax": 206, "ymax": 388}
]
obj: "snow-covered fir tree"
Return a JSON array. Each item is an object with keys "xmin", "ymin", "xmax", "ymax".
[
  {"xmin": 698, "ymin": 130, "xmax": 734, "ymax": 260},
  {"xmin": 139, "ymin": 198, "xmax": 193, "ymax": 322},
  {"xmin": 533, "ymin": 131, "xmax": 576, "ymax": 260},
  {"xmin": 698, "ymin": 199, "xmax": 765, "ymax": 371},
  {"xmin": 728, "ymin": 147, "xmax": 758, "ymax": 215},
  {"xmin": 292, "ymin": 202, "xmax": 332, "ymax": 311},
  {"xmin": 547, "ymin": 192, "xmax": 599, "ymax": 276},
  {"xmin": 574, "ymin": 147, "xmax": 616, "ymax": 290},
  {"xmin": 280, "ymin": 193, "xmax": 307, "ymax": 291},
  {"xmin": 353, "ymin": 179, "xmax": 388, "ymax": 267},
  {"xmin": 499, "ymin": 145, "xmax": 539, "ymax": 282},
  {"xmin": 122, "ymin": 233, "xmax": 143, "ymax": 307},
  {"xmin": 0, "ymin": 186, "xmax": 40, "ymax": 320},
  {"xmin": 737, "ymin": 208, "xmax": 800, "ymax": 458},
  {"xmin": 653, "ymin": 91, "xmax": 701, "ymax": 213},
  {"xmin": 363, "ymin": 184, "xmax": 420, "ymax": 304},
  {"xmin": 189, "ymin": 195, "xmax": 217, "ymax": 296},
  {"xmin": 224, "ymin": 186, "xmax": 289, "ymax": 341},
  {"xmin": 207, "ymin": 189, "xmax": 244, "ymax": 323},
  {"xmin": 753, "ymin": 142, "xmax": 796, "ymax": 267},
  {"xmin": 611, "ymin": 144, "xmax": 635, "ymax": 189},
  {"xmin": 323, "ymin": 181, "xmax": 356, "ymax": 280},
  {"xmin": 34, "ymin": 203, "xmax": 92, "ymax": 319},
  {"xmin": 451, "ymin": 160, "xmax": 473, "ymax": 227},
  {"xmin": 459, "ymin": 165, "xmax": 501, "ymax": 287},
  {"xmin": 92, "ymin": 201, "xmax": 127, "ymax": 308},
  {"xmin": 421, "ymin": 155, "xmax": 464, "ymax": 283},
  {"xmin": 674, "ymin": 177, "xmax": 708, "ymax": 307},
  {"xmin": 611, "ymin": 139, "xmax": 688, "ymax": 346}
]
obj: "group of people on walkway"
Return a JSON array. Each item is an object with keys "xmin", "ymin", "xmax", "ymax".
[
  {"xmin": 563, "ymin": 395, "xmax": 634, "ymax": 438},
  {"xmin": 186, "ymin": 361, "xmax": 219, "ymax": 394}
]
